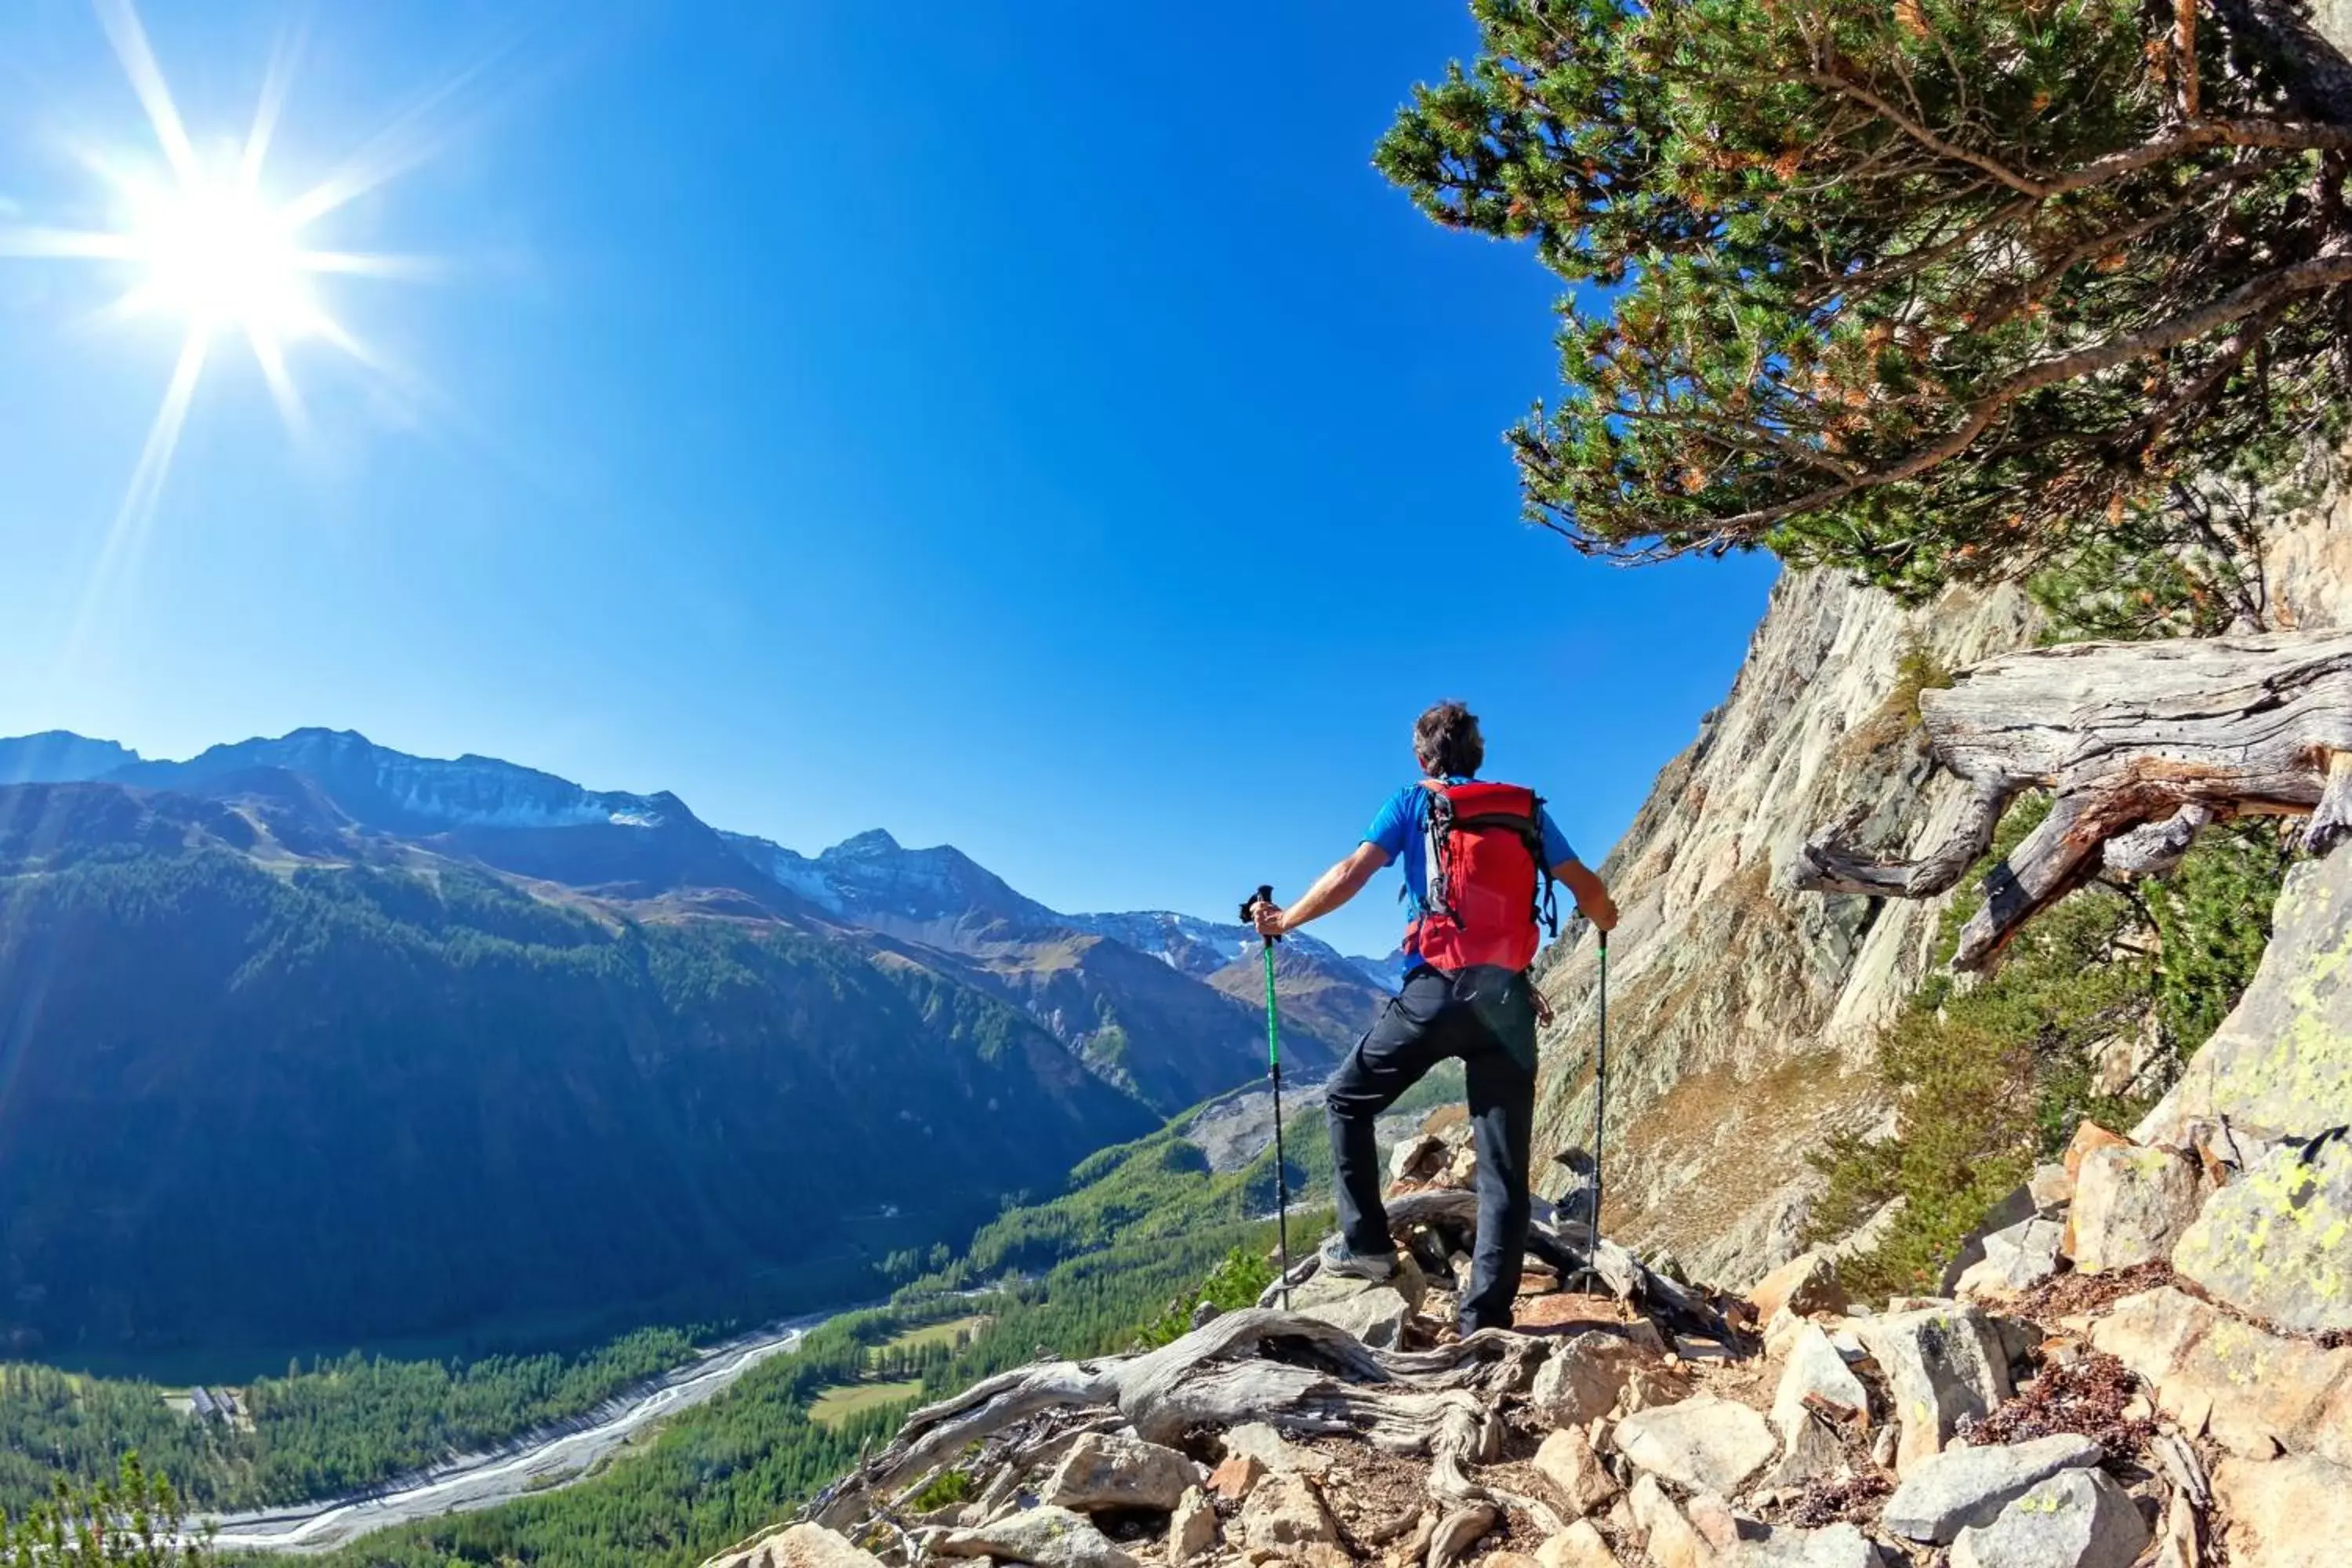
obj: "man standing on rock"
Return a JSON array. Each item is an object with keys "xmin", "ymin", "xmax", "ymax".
[{"xmin": 1251, "ymin": 700, "xmax": 1617, "ymax": 1333}]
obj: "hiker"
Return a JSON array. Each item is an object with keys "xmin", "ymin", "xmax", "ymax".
[{"xmin": 1250, "ymin": 700, "xmax": 1617, "ymax": 1334}]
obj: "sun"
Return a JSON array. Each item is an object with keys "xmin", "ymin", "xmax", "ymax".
[
  {"xmin": 122, "ymin": 167, "xmax": 322, "ymax": 343},
  {"xmin": 0, "ymin": 0, "xmax": 452, "ymax": 608}
]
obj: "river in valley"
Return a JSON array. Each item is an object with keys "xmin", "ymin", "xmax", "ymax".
[{"xmin": 192, "ymin": 1307, "xmax": 843, "ymax": 1554}]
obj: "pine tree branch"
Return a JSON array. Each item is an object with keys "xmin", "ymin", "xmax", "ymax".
[
  {"xmin": 1700, "ymin": 249, "xmax": 2352, "ymax": 532},
  {"xmin": 1803, "ymin": 71, "xmax": 2051, "ymax": 195}
]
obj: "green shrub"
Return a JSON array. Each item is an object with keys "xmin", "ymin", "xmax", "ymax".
[{"xmin": 1809, "ymin": 798, "xmax": 2289, "ymax": 1298}]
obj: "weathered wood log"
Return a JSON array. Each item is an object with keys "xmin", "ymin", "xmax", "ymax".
[
  {"xmin": 1792, "ymin": 630, "xmax": 2352, "ymax": 968},
  {"xmin": 805, "ymin": 1307, "xmax": 1567, "ymax": 1537}
]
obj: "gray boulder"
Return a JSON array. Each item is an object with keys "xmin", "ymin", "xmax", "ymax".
[
  {"xmin": 1770, "ymin": 1322, "xmax": 1867, "ymax": 1446},
  {"xmin": 2135, "ymin": 851, "xmax": 2352, "ymax": 1146},
  {"xmin": 1290, "ymin": 1282, "xmax": 1413, "ymax": 1348},
  {"xmin": 1045, "ymin": 1432, "xmax": 1196, "ymax": 1512},
  {"xmin": 1938, "ymin": 1185, "xmax": 2041, "ymax": 1294},
  {"xmin": 1610, "ymin": 1394, "xmax": 1778, "ymax": 1496},
  {"xmin": 1531, "ymin": 1330, "xmax": 1652, "ymax": 1426},
  {"xmin": 1971, "ymin": 1218, "xmax": 2064, "ymax": 1296},
  {"xmin": 1532, "ymin": 1426, "xmax": 1620, "ymax": 1518},
  {"xmin": 707, "ymin": 1524, "xmax": 887, "ymax": 1568},
  {"xmin": 1882, "ymin": 1434, "xmax": 2105, "ymax": 1544},
  {"xmin": 2173, "ymin": 1136, "xmax": 2352, "ymax": 1334},
  {"xmin": 1949, "ymin": 1468, "xmax": 2148, "ymax": 1568},
  {"xmin": 2070, "ymin": 1144, "xmax": 2201, "ymax": 1272},
  {"xmin": 937, "ymin": 1505, "xmax": 1138, "ymax": 1568},
  {"xmin": 1853, "ymin": 1304, "xmax": 2013, "ymax": 1475},
  {"xmin": 1720, "ymin": 1523, "xmax": 1884, "ymax": 1567}
]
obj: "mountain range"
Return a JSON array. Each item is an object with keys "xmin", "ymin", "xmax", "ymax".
[{"xmin": 0, "ymin": 728, "xmax": 1392, "ymax": 1366}]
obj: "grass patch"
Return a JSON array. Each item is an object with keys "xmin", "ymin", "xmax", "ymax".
[
  {"xmin": 878, "ymin": 1316, "xmax": 987, "ymax": 1356},
  {"xmin": 807, "ymin": 1379, "xmax": 922, "ymax": 1430}
]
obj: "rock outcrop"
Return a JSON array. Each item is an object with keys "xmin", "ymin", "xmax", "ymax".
[
  {"xmin": 791, "ymin": 1080, "xmax": 2350, "ymax": 1568},
  {"xmin": 1527, "ymin": 572, "xmax": 2036, "ymax": 1281}
]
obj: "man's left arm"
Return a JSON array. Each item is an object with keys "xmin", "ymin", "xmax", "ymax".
[
  {"xmin": 1254, "ymin": 843, "xmax": 1389, "ymax": 938},
  {"xmin": 1540, "ymin": 804, "xmax": 1618, "ymax": 931}
]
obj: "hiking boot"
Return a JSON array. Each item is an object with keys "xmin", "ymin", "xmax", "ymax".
[{"xmin": 1319, "ymin": 1235, "xmax": 1399, "ymax": 1283}]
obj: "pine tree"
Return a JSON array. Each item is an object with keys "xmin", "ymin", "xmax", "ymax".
[{"xmin": 1378, "ymin": 0, "xmax": 2352, "ymax": 593}]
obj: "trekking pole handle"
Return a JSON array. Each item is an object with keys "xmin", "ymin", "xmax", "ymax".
[{"xmin": 1240, "ymin": 884, "xmax": 1280, "ymax": 945}]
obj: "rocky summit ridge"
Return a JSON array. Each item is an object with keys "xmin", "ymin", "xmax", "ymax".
[
  {"xmin": 724, "ymin": 856, "xmax": 2352, "ymax": 1568},
  {"xmin": 716, "ymin": 521, "xmax": 2352, "ymax": 1568}
]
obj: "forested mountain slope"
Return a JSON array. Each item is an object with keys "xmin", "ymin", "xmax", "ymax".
[{"xmin": 0, "ymin": 728, "xmax": 1388, "ymax": 1365}]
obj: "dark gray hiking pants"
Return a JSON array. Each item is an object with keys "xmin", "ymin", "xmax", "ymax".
[{"xmin": 1325, "ymin": 963, "xmax": 1538, "ymax": 1334}]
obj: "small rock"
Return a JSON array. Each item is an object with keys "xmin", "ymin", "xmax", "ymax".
[
  {"xmin": 2172, "ymin": 1136, "xmax": 2352, "ymax": 1334},
  {"xmin": 1766, "ymin": 1410, "xmax": 1849, "ymax": 1490},
  {"xmin": 1747, "ymin": 1253, "xmax": 1849, "ymax": 1322},
  {"xmin": 1969, "ymin": 1218, "xmax": 2064, "ymax": 1298},
  {"xmin": 1530, "ymin": 1331, "xmax": 1653, "ymax": 1427},
  {"xmin": 1532, "ymin": 1427, "xmax": 1621, "ymax": 1518},
  {"xmin": 1611, "ymin": 1394, "xmax": 1779, "ymax": 1496},
  {"xmin": 2069, "ymin": 1144, "xmax": 2201, "ymax": 1272},
  {"xmin": 1237, "ymin": 1474, "xmax": 1338, "ymax": 1552},
  {"xmin": 1939, "ymin": 1186, "xmax": 2042, "ymax": 1295},
  {"xmin": 1762, "ymin": 1308, "xmax": 1808, "ymax": 1363},
  {"xmin": 2028, "ymin": 1162, "xmax": 2074, "ymax": 1212},
  {"xmin": 1298, "ymin": 1544, "xmax": 1352, "ymax": 1568},
  {"xmin": 1047, "ymin": 1432, "xmax": 1196, "ymax": 1513},
  {"xmin": 1443, "ymin": 1144, "xmax": 1480, "ymax": 1189},
  {"xmin": 1479, "ymin": 1555, "xmax": 1544, "ymax": 1568},
  {"xmin": 1852, "ymin": 1304, "xmax": 2013, "ymax": 1475},
  {"xmin": 1628, "ymin": 1475, "xmax": 1706, "ymax": 1568},
  {"xmin": 1870, "ymin": 1426, "xmax": 1897, "ymax": 1471},
  {"xmin": 1617, "ymin": 1365, "xmax": 1690, "ymax": 1417},
  {"xmin": 1207, "ymin": 1454, "xmax": 1265, "ymax": 1503},
  {"xmin": 1948, "ymin": 1468, "xmax": 2147, "ymax": 1568},
  {"xmin": 1169, "ymin": 1489, "xmax": 1218, "ymax": 1562},
  {"xmin": 706, "ymin": 1523, "xmax": 887, "ymax": 1568},
  {"xmin": 2063, "ymin": 1121, "xmax": 2132, "ymax": 1180},
  {"xmin": 1292, "ymin": 1281, "xmax": 1415, "ymax": 1348},
  {"xmin": 1288, "ymin": 1254, "xmax": 1428, "ymax": 1348},
  {"xmin": 938, "ymin": 1505, "xmax": 1139, "ymax": 1568},
  {"xmin": 1882, "ymin": 1433, "xmax": 2106, "ymax": 1543},
  {"xmin": 1390, "ymin": 1133, "xmax": 1448, "ymax": 1185},
  {"xmin": 1684, "ymin": 1493, "xmax": 1742, "ymax": 1553},
  {"xmin": 1223, "ymin": 1423, "xmax": 1333, "ymax": 1478},
  {"xmin": 2213, "ymin": 1453, "xmax": 2352, "ymax": 1568},
  {"xmin": 1770, "ymin": 1322, "xmax": 1868, "ymax": 1447},
  {"xmin": 1720, "ymin": 1523, "xmax": 1886, "ymax": 1566},
  {"xmin": 1534, "ymin": 1519, "xmax": 1622, "ymax": 1568}
]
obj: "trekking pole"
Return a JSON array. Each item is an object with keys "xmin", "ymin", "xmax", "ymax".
[
  {"xmin": 1240, "ymin": 884, "xmax": 1292, "ymax": 1308},
  {"xmin": 1588, "ymin": 928, "xmax": 1610, "ymax": 1285}
]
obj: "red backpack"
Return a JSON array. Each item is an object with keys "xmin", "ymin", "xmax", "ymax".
[{"xmin": 1406, "ymin": 779, "xmax": 1559, "ymax": 972}]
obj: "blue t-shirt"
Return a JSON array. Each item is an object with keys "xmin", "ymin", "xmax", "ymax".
[{"xmin": 1366, "ymin": 776, "xmax": 1577, "ymax": 927}]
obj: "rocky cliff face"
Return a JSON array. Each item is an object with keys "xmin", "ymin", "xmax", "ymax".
[
  {"xmin": 1526, "ymin": 455, "xmax": 2352, "ymax": 1287},
  {"xmin": 1528, "ymin": 571, "xmax": 2038, "ymax": 1284}
]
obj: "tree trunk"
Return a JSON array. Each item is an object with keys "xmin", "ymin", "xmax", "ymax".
[{"xmin": 1790, "ymin": 630, "xmax": 2352, "ymax": 968}]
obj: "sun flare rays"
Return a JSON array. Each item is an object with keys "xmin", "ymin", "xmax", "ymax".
[{"xmin": 2, "ymin": 0, "xmax": 456, "ymax": 634}]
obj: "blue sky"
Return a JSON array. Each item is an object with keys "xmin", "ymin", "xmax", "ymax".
[{"xmin": 0, "ymin": 1, "xmax": 1777, "ymax": 956}]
